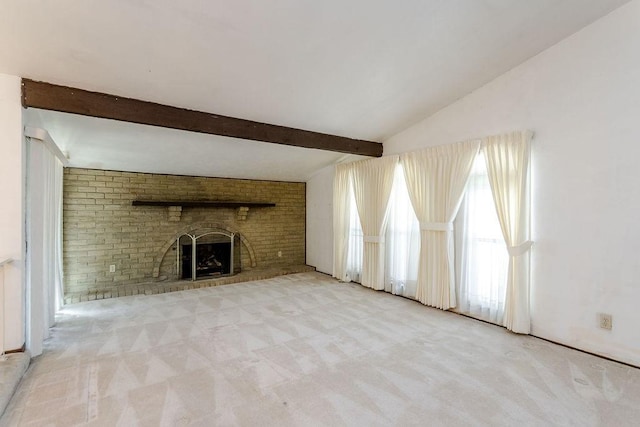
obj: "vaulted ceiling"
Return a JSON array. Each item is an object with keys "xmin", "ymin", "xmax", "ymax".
[{"xmin": 1, "ymin": 0, "xmax": 629, "ymax": 180}]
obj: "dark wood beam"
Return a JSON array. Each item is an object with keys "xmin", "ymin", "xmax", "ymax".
[{"xmin": 21, "ymin": 79, "xmax": 383, "ymax": 157}]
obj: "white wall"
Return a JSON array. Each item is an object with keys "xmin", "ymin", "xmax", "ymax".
[
  {"xmin": 0, "ymin": 73, "xmax": 25, "ymax": 351},
  {"xmin": 385, "ymin": 1, "xmax": 640, "ymax": 366},
  {"xmin": 306, "ymin": 164, "xmax": 335, "ymax": 275}
]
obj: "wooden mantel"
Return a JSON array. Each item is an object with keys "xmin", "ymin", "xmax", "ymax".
[
  {"xmin": 132, "ymin": 200, "xmax": 275, "ymax": 221},
  {"xmin": 132, "ymin": 201, "xmax": 275, "ymax": 208}
]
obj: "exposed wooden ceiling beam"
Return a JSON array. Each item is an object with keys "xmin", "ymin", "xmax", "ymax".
[{"xmin": 21, "ymin": 79, "xmax": 383, "ymax": 157}]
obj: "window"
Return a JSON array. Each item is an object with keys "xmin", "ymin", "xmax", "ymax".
[
  {"xmin": 456, "ymin": 153, "xmax": 508, "ymax": 324},
  {"xmin": 345, "ymin": 182, "xmax": 363, "ymax": 283},
  {"xmin": 334, "ymin": 132, "xmax": 531, "ymax": 329},
  {"xmin": 384, "ymin": 165, "xmax": 420, "ymax": 297}
]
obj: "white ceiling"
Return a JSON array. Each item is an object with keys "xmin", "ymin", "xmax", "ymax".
[
  {"xmin": 1, "ymin": 0, "xmax": 629, "ymax": 181},
  {"xmin": 25, "ymin": 108, "xmax": 362, "ymax": 181}
]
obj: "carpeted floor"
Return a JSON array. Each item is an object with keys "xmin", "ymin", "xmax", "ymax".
[{"xmin": 2, "ymin": 272, "xmax": 639, "ymax": 426}]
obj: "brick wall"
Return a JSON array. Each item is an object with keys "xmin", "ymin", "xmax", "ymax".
[{"xmin": 63, "ymin": 168, "xmax": 305, "ymax": 294}]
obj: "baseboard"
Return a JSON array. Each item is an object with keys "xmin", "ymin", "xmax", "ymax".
[
  {"xmin": 4, "ymin": 344, "xmax": 25, "ymax": 355},
  {"xmin": 530, "ymin": 335, "xmax": 640, "ymax": 370}
]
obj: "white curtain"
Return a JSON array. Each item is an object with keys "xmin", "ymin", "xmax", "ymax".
[
  {"xmin": 46, "ymin": 150, "xmax": 64, "ymax": 316},
  {"xmin": 27, "ymin": 137, "xmax": 64, "ymax": 356},
  {"xmin": 333, "ymin": 162, "xmax": 363, "ymax": 283},
  {"xmin": 483, "ymin": 131, "xmax": 533, "ymax": 333},
  {"xmin": 351, "ymin": 156, "xmax": 398, "ymax": 290},
  {"xmin": 401, "ymin": 141, "xmax": 480, "ymax": 309},
  {"xmin": 384, "ymin": 165, "xmax": 420, "ymax": 297},
  {"xmin": 456, "ymin": 153, "xmax": 509, "ymax": 324},
  {"xmin": 333, "ymin": 163, "xmax": 352, "ymax": 281},
  {"xmin": 345, "ymin": 185, "xmax": 363, "ymax": 283}
]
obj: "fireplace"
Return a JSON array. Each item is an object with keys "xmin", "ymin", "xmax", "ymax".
[
  {"xmin": 182, "ymin": 242, "xmax": 231, "ymax": 278},
  {"xmin": 177, "ymin": 231, "xmax": 241, "ymax": 280}
]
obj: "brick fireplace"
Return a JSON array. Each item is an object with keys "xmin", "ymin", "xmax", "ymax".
[{"xmin": 63, "ymin": 168, "xmax": 305, "ymax": 295}]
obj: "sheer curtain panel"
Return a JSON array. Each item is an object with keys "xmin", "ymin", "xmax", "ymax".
[
  {"xmin": 48, "ymin": 152, "xmax": 64, "ymax": 315},
  {"xmin": 482, "ymin": 131, "xmax": 533, "ymax": 333},
  {"xmin": 384, "ymin": 165, "xmax": 420, "ymax": 297},
  {"xmin": 351, "ymin": 156, "xmax": 398, "ymax": 290},
  {"xmin": 345, "ymin": 186, "xmax": 363, "ymax": 283},
  {"xmin": 333, "ymin": 163, "xmax": 352, "ymax": 281},
  {"xmin": 456, "ymin": 153, "xmax": 508, "ymax": 324},
  {"xmin": 401, "ymin": 141, "xmax": 480, "ymax": 309}
]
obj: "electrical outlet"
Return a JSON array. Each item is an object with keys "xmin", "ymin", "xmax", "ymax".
[
  {"xmin": 277, "ymin": 251, "xmax": 282, "ymax": 258},
  {"xmin": 109, "ymin": 265, "xmax": 116, "ymax": 273},
  {"xmin": 598, "ymin": 313, "xmax": 612, "ymax": 330}
]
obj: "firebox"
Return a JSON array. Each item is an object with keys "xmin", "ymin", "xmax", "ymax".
[{"xmin": 176, "ymin": 230, "xmax": 241, "ymax": 280}]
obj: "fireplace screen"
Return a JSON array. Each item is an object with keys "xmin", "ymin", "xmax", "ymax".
[{"xmin": 177, "ymin": 231, "xmax": 241, "ymax": 280}]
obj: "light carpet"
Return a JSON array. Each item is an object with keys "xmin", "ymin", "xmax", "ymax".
[{"xmin": 2, "ymin": 272, "xmax": 639, "ymax": 426}]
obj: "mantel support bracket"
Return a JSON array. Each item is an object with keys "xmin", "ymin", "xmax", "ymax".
[{"xmin": 237, "ymin": 207, "xmax": 249, "ymax": 221}]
